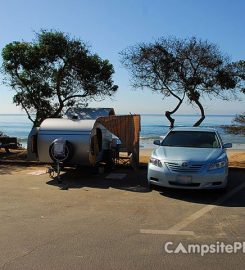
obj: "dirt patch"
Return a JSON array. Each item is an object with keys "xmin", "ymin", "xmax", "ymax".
[
  {"xmin": 0, "ymin": 148, "xmax": 27, "ymax": 161},
  {"xmin": 228, "ymin": 152, "xmax": 245, "ymax": 168}
]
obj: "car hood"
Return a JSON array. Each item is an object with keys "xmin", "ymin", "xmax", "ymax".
[{"xmin": 154, "ymin": 146, "xmax": 225, "ymax": 162}]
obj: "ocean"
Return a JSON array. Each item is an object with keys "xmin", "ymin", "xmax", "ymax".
[{"xmin": 0, "ymin": 114, "xmax": 244, "ymax": 149}]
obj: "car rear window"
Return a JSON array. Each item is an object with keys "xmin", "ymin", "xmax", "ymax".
[{"xmin": 161, "ymin": 131, "xmax": 221, "ymax": 148}]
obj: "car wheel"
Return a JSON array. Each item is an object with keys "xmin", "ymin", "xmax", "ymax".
[{"xmin": 148, "ymin": 182, "xmax": 154, "ymax": 190}]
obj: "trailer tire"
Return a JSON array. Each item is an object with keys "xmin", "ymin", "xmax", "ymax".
[{"xmin": 49, "ymin": 140, "xmax": 74, "ymax": 163}]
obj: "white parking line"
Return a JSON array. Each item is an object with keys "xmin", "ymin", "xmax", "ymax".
[
  {"xmin": 140, "ymin": 229, "xmax": 195, "ymax": 236},
  {"xmin": 141, "ymin": 181, "xmax": 245, "ymax": 236}
]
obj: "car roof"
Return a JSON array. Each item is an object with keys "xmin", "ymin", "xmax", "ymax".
[{"xmin": 170, "ymin": 127, "xmax": 217, "ymax": 133}]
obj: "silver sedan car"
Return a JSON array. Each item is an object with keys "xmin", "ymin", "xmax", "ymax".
[{"xmin": 147, "ymin": 127, "xmax": 232, "ymax": 189}]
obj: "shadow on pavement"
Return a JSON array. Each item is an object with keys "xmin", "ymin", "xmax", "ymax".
[
  {"xmin": 46, "ymin": 166, "xmax": 245, "ymax": 207},
  {"xmin": 46, "ymin": 166, "xmax": 149, "ymax": 193},
  {"xmin": 157, "ymin": 169, "xmax": 245, "ymax": 207}
]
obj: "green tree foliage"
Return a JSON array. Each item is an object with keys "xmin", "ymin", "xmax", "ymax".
[
  {"xmin": 2, "ymin": 30, "xmax": 118, "ymax": 127},
  {"xmin": 223, "ymin": 61, "xmax": 245, "ymax": 135},
  {"xmin": 223, "ymin": 113, "xmax": 245, "ymax": 135},
  {"xmin": 120, "ymin": 37, "xmax": 244, "ymax": 127}
]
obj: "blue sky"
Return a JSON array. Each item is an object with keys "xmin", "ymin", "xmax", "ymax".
[{"xmin": 0, "ymin": 0, "xmax": 244, "ymax": 115}]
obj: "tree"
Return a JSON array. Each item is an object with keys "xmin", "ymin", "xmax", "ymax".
[
  {"xmin": 223, "ymin": 113, "xmax": 245, "ymax": 135},
  {"xmin": 223, "ymin": 61, "xmax": 245, "ymax": 135},
  {"xmin": 120, "ymin": 37, "xmax": 243, "ymax": 127},
  {"xmin": 2, "ymin": 30, "xmax": 118, "ymax": 127}
]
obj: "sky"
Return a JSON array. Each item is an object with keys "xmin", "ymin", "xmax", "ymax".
[{"xmin": 0, "ymin": 0, "xmax": 244, "ymax": 115}]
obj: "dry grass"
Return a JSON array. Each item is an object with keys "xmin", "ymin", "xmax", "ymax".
[{"xmin": 228, "ymin": 152, "xmax": 245, "ymax": 168}]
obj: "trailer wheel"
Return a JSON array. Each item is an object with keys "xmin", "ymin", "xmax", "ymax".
[{"xmin": 49, "ymin": 141, "xmax": 74, "ymax": 163}]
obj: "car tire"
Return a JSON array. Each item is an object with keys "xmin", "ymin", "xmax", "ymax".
[
  {"xmin": 219, "ymin": 185, "xmax": 228, "ymax": 193},
  {"xmin": 148, "ymin": 182, "xmax": 154, "ymax": 191}
]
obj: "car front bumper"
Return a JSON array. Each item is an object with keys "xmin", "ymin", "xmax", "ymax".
[{"xmin": 147, "ymin": 163, "xmax": 228, "ymax": 189}]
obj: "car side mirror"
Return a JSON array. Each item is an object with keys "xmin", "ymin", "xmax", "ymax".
[
  {"xmin": 223, "ymin": 143, "xmax": 232, "ymax": 149},
  {"xmin": 153, "ymin": 139, "xmax": 161, "ymax": 146}
]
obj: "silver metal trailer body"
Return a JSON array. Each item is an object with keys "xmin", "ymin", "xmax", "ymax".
[
  {"xmin": 37, "ymin": 118, "xmax": 112, "ymax": 165},
  {"xmin": 28, "ymin": 108, "xmax": 141, "ymax": 169}
]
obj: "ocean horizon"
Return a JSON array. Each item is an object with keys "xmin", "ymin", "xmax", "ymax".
[{"xmin": 0, "ymin": 113, "xmax": 244, "ymax": 149}]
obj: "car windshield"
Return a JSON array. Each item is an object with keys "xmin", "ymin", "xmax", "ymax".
[{"xmin": 161, "ymin": 131, "xmax": 221, "ymax": 148}]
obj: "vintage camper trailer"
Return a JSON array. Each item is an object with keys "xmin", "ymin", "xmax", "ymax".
[{"xmin": 28, "ymin": 108, "xmax": 141, "ymax": 168}]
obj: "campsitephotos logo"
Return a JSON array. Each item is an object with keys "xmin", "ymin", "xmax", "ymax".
[{"xmin": 164, "ymin": 241, "xmax": 245, "ymax": 256}]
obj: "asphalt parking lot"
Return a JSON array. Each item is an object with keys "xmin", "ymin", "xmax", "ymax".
[{"xmin": 0, "ymin": 164, "xmax": 245, "ymax": 270}]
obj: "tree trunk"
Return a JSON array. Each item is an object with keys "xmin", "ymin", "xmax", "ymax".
[
  {"xmin": 193, "ymin": 99, "xmax": 205, "ymax": 126},
  {"xmin": 165, "ymin": 111, "xmax": 175, "ymax": 129},
  {"xmin": 165, "ymin": 93, "xmax": 185, "ymax": 129}
]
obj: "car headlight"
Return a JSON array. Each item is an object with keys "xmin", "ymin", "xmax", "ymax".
[
  {"xmin": 208, "ymin": 160, "xmax": 227, "ymax": 170},
  {"xmin": 149, "ymin": 157, "xmax": 162, "ymax": 167}
]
